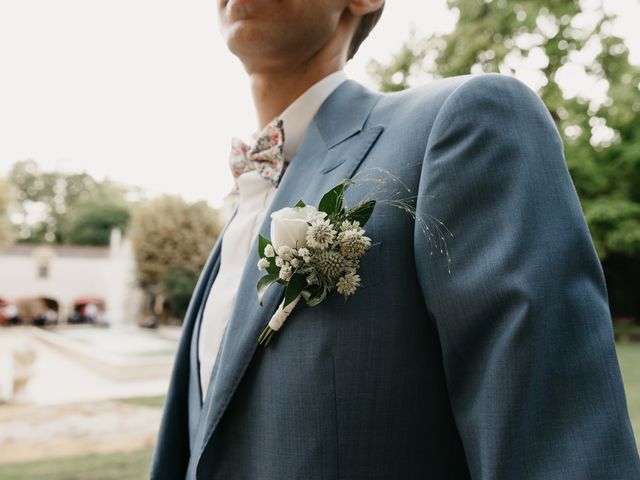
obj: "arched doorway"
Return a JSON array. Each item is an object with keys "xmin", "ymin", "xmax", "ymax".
[
  {"xmin": 69, "ymin": 297, "xmax": 106, "ymax": 325},
  {"xmin": 36, "ymin": 297, "xmax": 60, "ymax": 326},
  {"xmin": 11, "ymin": 297, "xmax": 60, "ymax": 326}
]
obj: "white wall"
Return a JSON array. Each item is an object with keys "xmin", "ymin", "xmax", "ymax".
[{"xmin": 0, "ymin": 230, "xmax": 141, "ymax": 325}]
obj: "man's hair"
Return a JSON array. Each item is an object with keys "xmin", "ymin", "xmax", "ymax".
[{"xmin": 347, "ymin": 3, "xmax": 384, "ymax": 61}]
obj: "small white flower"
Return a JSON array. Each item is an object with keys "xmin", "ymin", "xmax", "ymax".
[
  {"xmin": 275, "ymin": 256, "xmax": 285, "ymax": 268},
  {"xmin": 297, "ymin": 247, "xmax": 311, "ymax": 263},
  {"xmin": 279, "ymin": 263, "xmax": 293, "ymax": 282},
  {"xmin": 340, "ymin": 219, "xmax": 360, "ymax": 232},
  {"xmin": 306, "ymin": 218, "xmax": 337, "ymax": 250},
  {"xmin": 257, "ymin": 258, "xmax": 270, "ymax": 271},
  {"xmin": 311, "ymin": 211, "xmax": 328, "ymax": 221},
  {"xmin": 338, "ymin": 229, "xmax": 372, "ymax": 259},
  {"xmin": 277, "ymin": 245, "xmax": 294, "ymax": 261},
  {"xmin": 264, "ymin": 244, "xmax": 275, "ymax": 258},
  {"xmin": 336, "ymin": 272, "xmax": 361, "ymax": 296},
  {"xmin": 291, "ymin": 258, "xmax": 301, "ymax": 268}
]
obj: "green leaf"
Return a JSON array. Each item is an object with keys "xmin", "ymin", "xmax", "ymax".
[
  {"xmin": 257, "ymin": 274, "xmax": 279, "ymax": 306},
  {"xmin": 294, "ymin": 199, "xmax": 306, "ymax": 208},
  {"xmin": 283, "ymin": 273, "xmax": 306, "ymax": 308},
  {"xmin": 347, "ymin": 200, "xmax": 376, "ymax": 227},
  {"xmin": 266, "ymin": 258, "xmax": 279, "ymax": 276},
  {"xmin": 302, "ymin": 284, "xmax": 329, "ymax": 307},
  {"xmin": 258, "ymin": 234, "xmax": 271, "ymax": 259},
  {"xmin": 318, "ymin": 182, "xmax": 347, "ymax": 216},
  {"xmin": 300, "ymin": 288, "xmax": 314, "ymax": 303}
]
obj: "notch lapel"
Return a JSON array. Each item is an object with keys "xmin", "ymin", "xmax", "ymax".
[
  {"xmin": 192, "ymin": 80, "xmax": 385, "ymax": 468},
  {"xmin": 187, "ymin": 206, "xmax": 239, "ymax": 448}
]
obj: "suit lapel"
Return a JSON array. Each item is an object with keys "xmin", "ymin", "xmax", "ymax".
[
  {"xmin": 193, "ymin": 80, "xmax": 385, "ymax": 464},
  {"xmin": 187, "ymin": 237, "xmax": 220, "ymax": 448},
  {"xmin": 187, "ymin": 205, "xmax": 239, "ymax": 449}
]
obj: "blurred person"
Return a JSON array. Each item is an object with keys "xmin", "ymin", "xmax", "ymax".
[
  {"xmin": 6, "ymin": 304, "xmax": 21, "ymax": 326},
  {"xmin": 85, "ymin": 302, "xmax": 98, "ymax": 324},
  {"xmin": 152, "ymin": 1, "xmax": 640, "ymax": 478},
  {"xmin": 45, "ymin": 308, "xmax": 57, "ymax": 325}
]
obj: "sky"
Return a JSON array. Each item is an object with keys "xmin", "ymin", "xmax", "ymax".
[{"xmin": 0, "ymin": 0, "xmax": 638, "ymax": 208}]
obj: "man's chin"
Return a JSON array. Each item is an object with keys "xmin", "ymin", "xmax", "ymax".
[
  {"xmin": 224, "ymin": 22, "xmax": 282, "ymax": 57},
  {"xmin": 225, "ymin": 0, "xmax": 274, "ymax": 22}
]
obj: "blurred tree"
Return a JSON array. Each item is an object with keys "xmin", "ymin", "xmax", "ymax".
[
  {"xmin": 164, "ymin": 266, "xmax": 200, "ymax": 320},
  {"xmin": 8, "ymin": 159, "xmax": 133, "ymax": 245},
  {"xmin": 0, "ymin": 178, "xmax": 13, "ymax": 247},
  {"xmin": 63, "ymin": 191, "xmax": 131, "ymax": 246},
  {"xmin": 369, "ymin": 0, "xmax": 640, "ymax": 319},
  {"xmin": 128, "ymin": 195, "xmax": 221, "ymax": 323},
  {"xmin": 9, "ymin": 159, "xmax": 97, "ymax": 243}
]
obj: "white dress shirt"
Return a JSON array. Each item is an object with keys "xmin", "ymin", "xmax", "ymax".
[{"xmin": 198, "ymin": 69, "xmax": 348, "ymax": 399}]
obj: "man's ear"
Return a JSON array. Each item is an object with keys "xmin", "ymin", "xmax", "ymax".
[{"xmin": 347, "ymin": 0, "xmax": 384, "ymax": 17}]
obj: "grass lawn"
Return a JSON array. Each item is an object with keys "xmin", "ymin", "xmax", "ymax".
[
  {"xmin": 118, "ymin": 395, "xmax": 166, "ymax": 409},
  {"xmin": 0, "ymin": 447, "xmax": 153, "ymax": 480},
  {"xmin": 616, "ymin": 342, "xmax": 640, "ymax": 451},
  {"xmin": 0, "ymin": 346, "xmax": 638, "ymax": 479}
]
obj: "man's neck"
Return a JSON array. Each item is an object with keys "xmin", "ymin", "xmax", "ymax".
[{"xmin": 249, "ymin": 56, "xmax": 345, "ymax": 129}]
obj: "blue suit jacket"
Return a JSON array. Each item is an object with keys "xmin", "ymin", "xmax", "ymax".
[{"xmin": 151, "ymin": 74, "xmax": 640, "ymax": 479}]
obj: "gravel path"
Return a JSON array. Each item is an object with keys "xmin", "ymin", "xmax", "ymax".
[{"xmin": 0, "ymin": 400, "xmax": 162, "ymax": 463}]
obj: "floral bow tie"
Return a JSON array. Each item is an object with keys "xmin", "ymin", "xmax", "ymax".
[{"xmin": 229, "ymin": 117, "xmax": 286, "ymax": 187}]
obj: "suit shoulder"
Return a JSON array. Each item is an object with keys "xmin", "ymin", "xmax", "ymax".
[
  {"xmin": 434, "ymin": 73, "xmax": 548, "ymax": 121},
  {"xmin": 369, "ymin": 74, "xmax": 470, "ymax": 130},
  {"xmin": 379, "ymin": 74, "xmax": 471, "ymax": 111},
  {"xmin": 424, "ymin": 73, "xmax": 563, "ymax": 169},
  {"xmin": 379, "ymin": 72, "xmax": 543, "ymax": 120}
]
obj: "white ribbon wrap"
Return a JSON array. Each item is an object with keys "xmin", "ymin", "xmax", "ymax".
[{"xmin": 267, "ymin": 295, "xmax": 301, "ymax": 331}]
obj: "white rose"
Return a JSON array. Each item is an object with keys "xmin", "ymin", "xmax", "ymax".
[{"xmin": 270, "ymin": 205, "xmax": 319, "ymax": 250}]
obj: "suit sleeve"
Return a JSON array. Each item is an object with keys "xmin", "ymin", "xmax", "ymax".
[{"xmin": 413, "ymin": 73, "xmax": 640, "ymax": 479}]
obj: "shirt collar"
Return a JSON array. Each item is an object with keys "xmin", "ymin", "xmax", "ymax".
[{"xmin": 277, "ymin": 69, "xmax": 348, "ymax": 162}]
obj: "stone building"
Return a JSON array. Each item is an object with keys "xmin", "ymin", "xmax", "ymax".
[{"xmin": 0, "ymin": 229, "xmax": 142, "ymax": 326}]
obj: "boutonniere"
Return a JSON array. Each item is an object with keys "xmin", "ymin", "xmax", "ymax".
[{"xmin": 255, "ymin": 180, "xmax": 375, "ymax": 346}]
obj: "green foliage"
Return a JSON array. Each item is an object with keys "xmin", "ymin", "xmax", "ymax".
[
  {"xmin": 368, "ymin": 0, "xmax": 640, "ymax": 317},
  {"xmin": 164, "ymin": 266, "xmax": 200, "ymax": 319},
  {"xmin": 258, "ymin": 234, "xmax": 271, "ymax": 259},
  {"xmin": 129, "ymin": 195, "xmax": 221, "ymax": 321},
  {"xmin": 257, "ymin": 235, "xmax": 278, "ymax": 276},
  {"xmin": 257, "ymin": 273, "xmax": 280, "ymax": 305},
  {"xmin": 0, "ymin": 178, "xmax": 13, "ymax": 247},
  {"xmin": 283, "ymin": 273, "xmax": 306, "ymax": 308},
  {"xmin": 7, "ymin": 159, "xmax": 134, "ymax": 245},
  {"xmin": 584, "ymin": 197, "xmax": 640, "ymax": 256},
  {"xmin": 368, "ymin": 30, "xmax": 431, "ymax": 92},
  {"xmin": 63, "ymin": 194, "xmax": 130, "ymax": 246},
  {"xmin": 0, "ymin": 447, "xmax": 154, "ymax": 480},
  {"xmin": 615, "ymin": 343, "xmax": 640, "ymax": 449},
  {"xmin": 318, "ymin": 182, "xmax": 347, "ymax": 216},
  {"xmin": 347, "ymin": 200, "xmax": 376, "ymax": 227},
  {"xmin": 300, "ymin": 283, "xmax": 329, "ymax": 307}
]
